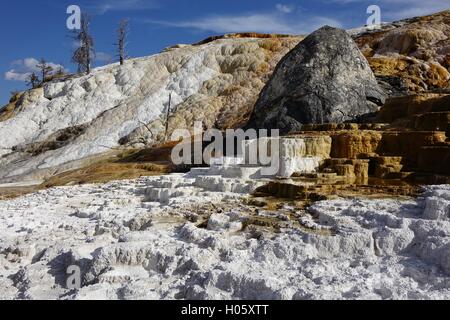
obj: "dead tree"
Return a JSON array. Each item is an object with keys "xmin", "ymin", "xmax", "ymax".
[
  {"xmin": 26, "ymin": 73, "xmax": 40, "ymax": 88},
  {"xmin": 115, "ymin": 19, "xmax": 129, "ymax": 66},
  {"xmin": 36, "ymin": 58, "xmax": 53, "ymax": 84},
  {"xmin": 164, "ymin": 92, "xmax": 172, "ymax": 141},
  {"xmin": 72, "ymin": 14, "xmax": 95, "ymax": 74}
]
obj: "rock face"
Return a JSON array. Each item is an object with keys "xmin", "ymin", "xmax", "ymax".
[
  {"xmin": 247, "ymin": 26, "xmax": 386, "ymax": 133},
  {"xmin": 0, "ymin": 35, "xmax": 301, "ymax": 182}
]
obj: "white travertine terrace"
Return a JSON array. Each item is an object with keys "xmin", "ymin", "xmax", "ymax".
[{"xmin": 242, "ymin": 136, "xmax": 332, "ymax": 177}]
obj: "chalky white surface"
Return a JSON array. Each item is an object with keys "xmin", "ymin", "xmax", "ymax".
[{"xmin": 1, "ymin": 174, "xmax": 449, "ymax": 300}]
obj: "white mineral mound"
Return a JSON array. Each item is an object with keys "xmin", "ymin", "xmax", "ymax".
[{"xmin": 0, "ymin": 36, "xmax": 300, "ymax": 183}]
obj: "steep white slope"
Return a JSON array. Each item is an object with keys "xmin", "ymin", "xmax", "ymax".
[{"xmin": 0, "ymin": 37, "xmax": 300, "ymax": 182}]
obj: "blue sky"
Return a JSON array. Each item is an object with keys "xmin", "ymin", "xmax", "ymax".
[{"xmin": 1, "ymin": 0, "xmax": 449, "ymax": 105}]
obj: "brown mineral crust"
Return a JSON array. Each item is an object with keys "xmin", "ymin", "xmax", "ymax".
[{"xmin": 354, "ymin": 10, "xmax": 450, "ymax": 94}]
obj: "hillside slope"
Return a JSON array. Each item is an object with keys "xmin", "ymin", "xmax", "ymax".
[
  {"xmin": 0, "ymin": 36, "xmax": 300, "ymax": 182},
  {"xmin": 1, "ymin": 10, "xmax": 449, "ymax": 183}
]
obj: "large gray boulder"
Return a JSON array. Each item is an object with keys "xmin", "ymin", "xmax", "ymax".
[{"xmin": 247, "ymin": 26, "xmax": 386, "ymax": 133}]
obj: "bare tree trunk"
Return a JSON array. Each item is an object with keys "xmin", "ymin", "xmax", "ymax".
[
  {"xmin": 116, "ymin": 19, "xmax": 129, "ymax": 66},
  {"xmin": 164, "ymin": 92, "xmax": 172, "ymax": 141},
  {"xmin": 86, "ymin": 39, "xmax": 91, "ymax": 74},
  {"xmin": 72, "ymin": 14, "xmax": 94, "ymax": 75},
  {"xmin": 85, "ymin": 18, "xmax": 92, "ymax": 74}
]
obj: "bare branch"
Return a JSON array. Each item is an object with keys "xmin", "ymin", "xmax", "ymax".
[
  {"xmin": 138, "ymin": 119, "xmax": 156, "ymax": 139},
  {"xmin": 97, "ymin": 144, "xmax": 125, "ymax": 151},
  {"xmin": 36, "ymin": 58, "xmax": 53, "ymax": 85}
]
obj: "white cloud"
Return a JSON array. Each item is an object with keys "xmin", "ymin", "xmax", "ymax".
[
  {"xmin": 12, "ymin": 58, "xmax": 40, "ymax": 73},
  {"xmin": 5, "ymin": 70, "xmax": 30, "ymax": 82},
  {"xmin": 383, "ymin": 0, "xmax": 450, "ymax": 20},
  {"xmin": 328, "ymin": 0, "xmax": 450, "ymax": 20},
  {"xmin": 71, "ymin": 40, "xmax": 82, "ymax": 49},
  {"xmin": 4, "ymin": 58, "xmax": 65, "ymax": 82},
  {"xmin": 147, "ymin": 13, "xmax": 342, "ymax": 35},
  {"xmin": 96, "ymin": 52, "xmax": 113, "ymax": 63},
  {"xmin": 94, "ymin": 0, "xmax": 157, "ymax": 14},
  {"xmin": 276, "ymin": 4, "xmax": 295, "ymax": 14}
]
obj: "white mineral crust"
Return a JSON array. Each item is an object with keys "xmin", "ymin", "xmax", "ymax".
[{"xmin": 1, "ymin": 173, "xmax": 449, "ymax": 300}]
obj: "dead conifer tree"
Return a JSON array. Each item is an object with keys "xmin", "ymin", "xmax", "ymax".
[
  {"xmin": 72, "ymin": 14, "xmax": 95, "ymax": 74},
  {"xmin": 164, "ymin": 92, "xmax": 172, "ymax": 141},
  {"xmin": 115, "ymin": 19, "xmax": 129, "ymax": 66}
]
